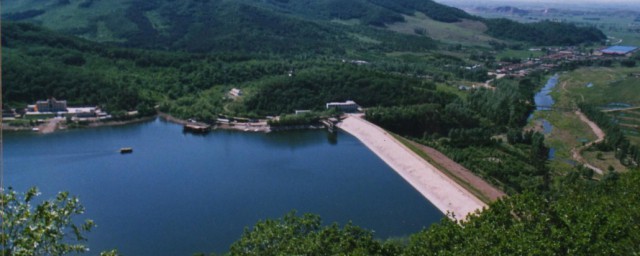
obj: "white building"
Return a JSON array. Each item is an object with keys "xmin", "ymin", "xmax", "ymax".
[
  {"xmin": 229, "ymin": 88, "xmax": 243, "ymax": 97},
  {"xmin": 326, "ymin": 100, "xmax": 360, "ymax": 113}
]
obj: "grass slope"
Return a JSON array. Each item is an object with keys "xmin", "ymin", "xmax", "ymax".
[{"xmin": 2, "ymin": 0, "xmax": 606, "ymax": 52}]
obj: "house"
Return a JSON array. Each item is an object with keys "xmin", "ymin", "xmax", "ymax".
[
  {"xmin": 67, "ymin": 107, "xmax": 97, "ymax": 117},
  {"xmin": 326, "ymin": 100, "xmax": 360, "ymax": 113},
  {"xmin": 295, "ymin": 110, "xmax": 311, "ymax": 115},
  {"xmin": 34, "ymin": 98, "xmax": 67, "ymax": 113},
  {"xmin": 229, "ymin": 88, "xmax": 243, "ymax": 97}
]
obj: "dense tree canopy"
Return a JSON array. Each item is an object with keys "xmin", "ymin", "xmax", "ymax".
[
  {"xmin": 231, "ymin": 170, "xmax": 640, "ymax": 255},
  {"xmin": 484, "ymin": 19, "xmax": 606, "ymax": 46}
]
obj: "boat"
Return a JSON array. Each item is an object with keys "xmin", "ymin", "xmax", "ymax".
[
  {"xmin": 120, "ymin": 147, "xmax": 133, "ymax": 154},
  {"xmin": 184, "ymin": 123, "xmax": 211, "ymax": 134}
]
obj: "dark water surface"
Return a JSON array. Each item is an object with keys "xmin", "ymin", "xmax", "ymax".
[
  {"xmin": 4, "ymin": 119, "xmax": 442, "ymax": 255},
  {"xmin": 534, "ymin": 74, "xmax": 560, "ymax": 159},
  {"xmin": 534, "ymin": 74, "xmax": 559, "ymax": 110}
]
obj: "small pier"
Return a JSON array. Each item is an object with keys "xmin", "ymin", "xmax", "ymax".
[{"xmin": 321, "ymin": 118, "xmax": 339, "ymax": 133}]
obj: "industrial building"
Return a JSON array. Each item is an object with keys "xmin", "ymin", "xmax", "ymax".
[
  {"xmin": 32, "ymin": 98, "xmax": 68, "ymax": 113},
  {"xmin": 599, "ymin": 46, "xmax": 638, "ymax": 57},
  {"xmin": 326, "ymin": 100, "xmax": 360, "ymax": 113}
]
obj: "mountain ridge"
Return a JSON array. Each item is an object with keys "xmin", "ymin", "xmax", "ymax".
[{"xmin": 2, "ymin": 0, "xmax": 606, "ymax": 53}]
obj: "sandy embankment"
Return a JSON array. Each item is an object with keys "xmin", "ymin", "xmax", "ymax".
[{"xmin": 338, "ymin": 115, "xmax": 486, "ymax": 220}]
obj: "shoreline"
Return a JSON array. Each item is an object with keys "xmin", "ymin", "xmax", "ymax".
[
  {"xmin": 158, "ymin": 112, "xmax": 328, "ymax": 133},
  {"xmin": 3, "ymin": 112, "xmax": 331, "ymax": 135},
  {"xmin": 2, "ymin": 115, "xmax": 157, "ymax": 134},
  {"xmin": 158, "ymin": 112, "xmax": 271, "ymax": 133},
  {"xmin": 337, "ymin": 115, "xmax": 486, "ymax": 221}
]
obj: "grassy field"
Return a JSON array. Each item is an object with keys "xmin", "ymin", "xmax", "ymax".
[
  {"xmin": 613, "ymin": 109, "xmax": 640, "ymax": 144},
  {"xmin": 535, "ymin": 67, "xmax": 640, "ymax": 172},
  {"xmin": 555, "ymin": 66, "xmax": 640, "ymax": 144},
  {"xmin": 385, "ymin": 12, "xmax": 497, "ymax": 46},
  {"xmin": 5, "ymin": 0, "xmax": 135, "ymax": 42},
  {"xmin": 552, "ymin": 67, "xmax": 640, "ymax": 108},
  {"xmin": 583, "ymin": 150, "xmax": 629, "ymax": 173},
  {"xmin": 528, "ymin": 110, "xmax": 597, "ymax": 172}
]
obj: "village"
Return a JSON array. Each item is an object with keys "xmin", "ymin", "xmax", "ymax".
[
  {"xmin": 3, "ymin": 45, "xmax": 636, "ymax": 135},
  {"xmin": 497, "ymin": 45, "xmax": 637, "ymax": 77},
  {"xmin": 2, "ymin": 98, "xmax": 116, "ymax": 133},
  {"xmin": 453, "ymin": 45, "xmax": 638, "ymax": 91}
]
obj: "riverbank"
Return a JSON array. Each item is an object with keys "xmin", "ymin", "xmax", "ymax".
[
  {"xmin": 158, "ymin": 112, "xmax": 334, "ymax": 133},
  {"xmin": 158, "ymin": 112, "xmax": 272, "ymax": 132},
  {"xmin": 2, "ymin": 115, "xmax": 157, "ymax": 134},
  {"xmin": 572, "ymin": 110, "xmax": 606, "ymax": 174},
  {"xmin": 337, "ymin": 115, "xmax": 486, "ymax": 220}
]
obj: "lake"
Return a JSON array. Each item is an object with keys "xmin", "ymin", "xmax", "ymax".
[{"xmin": 3, "ymin": 118, "xmax": 443, "ymax": 255}]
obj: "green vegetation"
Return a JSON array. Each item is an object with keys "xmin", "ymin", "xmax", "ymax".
[
  {"xmin": 367, "ymin": 75, "xmax": 545, "ymax": 194},
  {"xmin": 484, "ymin": 19, "xmax": 606, "ymax": 46},
  {"xmin": 549, "ymin": 66, "xmax": 640, "ymax": 169},
  {"xmin": 393, "ymin": 134, "xmax": 493, "ymax": 204},
  {"xmin": 1, "ymin": 22, "xmax": 482, "ymax": 121},
  {"xmin": 2, "ymin": 1, "xmax": 632, "ymax": 255},
  {"xmin": 1, "ymin": 188, "xmax": 98, "ymax": 255},
  {"xmin": 232, "ymin": 169, "xmax": 640, "ymax": 255},
  {"xmin": 244, "ymin": 66, "xmax": 452, "ymax": 116},
  {"xmin": 581, "ymin": 104, "xmax": 640, "ymax": 167},
  {"xmin": 385, "ymin": 13, "xmax": 495, "ymax": 46},
  {"xmin": 8, "ymin": 158, "xmax": 637, "ymax": 256},
  {"xmin": 2, "ymin": 0, "xmax": 606, "ymax": 50},
  {"xmin": 229, "ymin": 211, "xmax": 401, "ymax": 256},
  {"xmin": 474, "ymin": 6, "xmax": 640, "ymax": 46}
]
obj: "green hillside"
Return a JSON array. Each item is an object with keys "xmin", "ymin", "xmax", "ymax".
[
  {"xmin": 1, "ymin": 0, "xmax": 606, "ymax": 52},
  {"xmin": 0, "ymin": 22, "xmax": 447, "ymax": 120}
]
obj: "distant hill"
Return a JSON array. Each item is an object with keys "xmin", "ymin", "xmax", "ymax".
[
  {"xmin": 493, "ymin": 6, "xmax": 530, "ymax": 16},
  {"xmin": 1, "ymin": 0, "xmax": 605, "ymax": 52}
]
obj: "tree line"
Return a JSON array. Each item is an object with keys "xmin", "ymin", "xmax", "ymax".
[{"xmin": 580, "ymin": 104, "xmax": 640, "ymax": 167}]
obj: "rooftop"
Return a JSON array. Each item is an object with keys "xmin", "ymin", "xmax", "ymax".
[{"xmin": 601, "ymin": 46, "xmax": 638, "ymax": 55}]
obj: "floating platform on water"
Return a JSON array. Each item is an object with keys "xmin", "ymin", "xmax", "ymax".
[
  {"xmin": 120, "ymin": 147, "xmax": 133, "ymax": 154},
  {"xmin": 184, "ymin": 123, "xmax": 211, "ymax": 133}
]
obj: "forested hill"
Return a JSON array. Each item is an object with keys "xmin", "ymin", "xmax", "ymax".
[{"xmin": 2, "ymin": 0, "xmax": 605, "ymax": 53}]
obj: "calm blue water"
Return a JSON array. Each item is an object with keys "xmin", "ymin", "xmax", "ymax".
[
  {"xmin": 3, "ymin": 118, "xmax": 442, "ymax": 255},
  {"xmin": 533, "ymin": 74, "xmax": 559, "ymax": 160},
  {"xmin": 534, "ymin": 74, "xmax": 559, "ymax": 110}
]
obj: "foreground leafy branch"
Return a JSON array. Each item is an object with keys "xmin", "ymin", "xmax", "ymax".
[{"xmin": 1, "ymin": 187, "xmax": 95, "ymax": 255}]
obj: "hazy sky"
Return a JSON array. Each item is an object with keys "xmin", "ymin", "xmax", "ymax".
[
  {"xmin": 435, "ymin": 0, "xmax": 640, "ymax": 9},
  {"xmin": 437, "ymin": 0, "xmax": 638, "ymax": 2}
]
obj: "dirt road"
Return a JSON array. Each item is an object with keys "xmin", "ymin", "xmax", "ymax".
[
  {"xmin": 572, "ymin": 110, "xmax": 606, "ymax": 174},
  {"xmin": 38, "ymin": 118, "xmax": 62, "ymax": 134}
]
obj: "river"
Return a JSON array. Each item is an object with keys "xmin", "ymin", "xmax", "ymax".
[
  {"xmin": 3, "ymin": 118, "xmax": 442, "ymax": 255},
  {"xmin": 533, "ymin": 74, "xmax": 560, "ymax": 159}
]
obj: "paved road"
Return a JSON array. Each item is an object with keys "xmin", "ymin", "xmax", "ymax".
[{"xmin": 39, "ymin": 118, "xmax": 62, "ymax": 134}]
